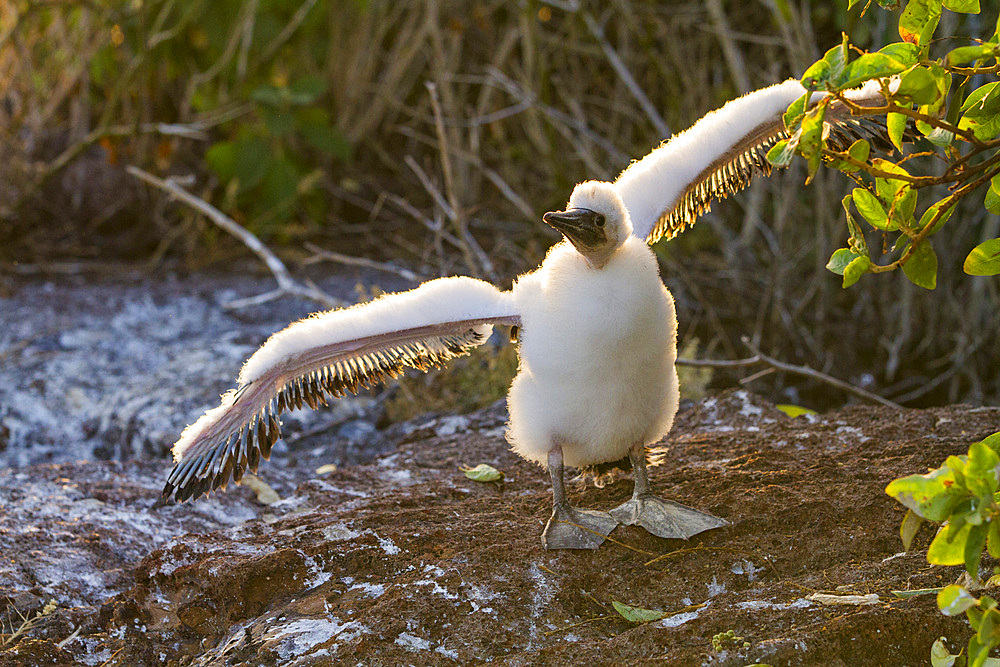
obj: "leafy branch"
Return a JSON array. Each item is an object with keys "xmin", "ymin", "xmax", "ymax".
[
  {"xmin": 767, "ymin": 0, "xmax": 1000, "ymax": 289},
  {"xmin": 887, "ymin": 431, "xmax": 1000, "ymax": 667}
]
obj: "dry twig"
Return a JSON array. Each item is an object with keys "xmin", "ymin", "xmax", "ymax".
[
  {"xmin": 677, "ymin": 336, "xmax": 901, "ymax": 409},
  {"xmin": 582, "ymin": 12, "xmax": 671, "ymax": 138},
  {"xmin": 302, "ymin": 242, "xmax": 425, "ymax": 283},
  {"xmin": 126, "ymin": 166, "xmax": 341, "ymax": 310}
]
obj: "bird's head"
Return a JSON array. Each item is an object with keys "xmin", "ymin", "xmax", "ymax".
[{"xmin": 543, "ymin": 181, "xmax": 633, "ymax": 269}]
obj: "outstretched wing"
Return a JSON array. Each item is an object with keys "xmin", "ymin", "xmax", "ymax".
[
  {"xmin": 616, "ymin": 79, "xmax": 894, "ymax": 244},
  {"xmin": 164, "ymin": 276, "xmax": 519, "ymax": 503}
]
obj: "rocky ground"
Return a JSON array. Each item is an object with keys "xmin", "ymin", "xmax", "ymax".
[{"xmin": 0, "ymin": 267, "xmax": 995, "ymax": 666}]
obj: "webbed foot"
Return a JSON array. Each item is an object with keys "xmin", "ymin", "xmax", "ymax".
[
  {"xmin": 542, "ymin": 503, "xmax": 618, "ymax": 550},
  {"xmin": 610, "ymin": 493, "xmax": 727, "ymax": 540}
]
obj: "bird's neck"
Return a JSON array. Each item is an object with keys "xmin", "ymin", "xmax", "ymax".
[{"xmin": 580, "ymin": 244, "xmax": 620, "ymax": 270}]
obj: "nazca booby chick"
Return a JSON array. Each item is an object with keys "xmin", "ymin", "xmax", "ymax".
[{"xmin": 163, "ymin": 78, "xmax": 894, "ymax": 549}]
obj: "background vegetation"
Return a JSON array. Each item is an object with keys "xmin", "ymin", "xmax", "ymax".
[{"xmin": 1, "ymin": 0, "xmax": 997, "ymax": 408}]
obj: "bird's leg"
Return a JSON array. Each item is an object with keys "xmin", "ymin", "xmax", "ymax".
[
  {"xmin": 541, "ymin": 444, "xmax": 618, "ymax": 550},
  {"xmin": 609, "ymin": 443, "xmax": 728, "ymax": 540}
]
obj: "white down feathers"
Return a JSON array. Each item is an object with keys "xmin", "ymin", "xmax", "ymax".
[
  {"xmin": 238, "ymin": 276, "xmax": 514, "ymax": 385},
  {"xmin": 506, "ymin": 183, "xmax": 678, "ymax": 467}
]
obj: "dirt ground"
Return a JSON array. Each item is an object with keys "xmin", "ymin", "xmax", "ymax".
[{"xmin": 2, "ymin": 390, "xmax": 996, "ymax": 666}]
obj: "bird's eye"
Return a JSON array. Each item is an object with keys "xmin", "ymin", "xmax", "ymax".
[{"xmin": 595, "ymin": 214, "xmax": 606, "ymax": 227}]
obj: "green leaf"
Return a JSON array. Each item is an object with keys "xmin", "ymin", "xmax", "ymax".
[
  {"xmin": 931, "ymin": 637, "xmax": 961, "ymax": 667},
  {"xmin": 896, "ymin": 66, "xmax": 943, "ymax": 105},
  {"xmin": 843, "ymin": 255, "xmax": 871, "ymax": 288},
  {"xmin": 766, "ymin": 138, "xmax": 796, "ymax": 168},
  {"xmin": 946, "ymin": 455, "xmax": 970, "ymax": 490},
  {"xmin": 966, "ymin": 522, "xmax": 990, "ymax": 578},
  {"xmin": 873, "ymin": 158, "xmax": 912, "ymax": 201},
  {"xmin": 461, "ymin": 463, "xmax": 504, "ymax": 482},
  {"xmin": 612, "ymin": 600, "xmax": 671, "ymax": 623},
  {"xmin": 939, "ymin": 585, "xmax": 979, "ymax": 616},
  {"xmin": 987, "ymin": 175, "xmax": 1000, "ymax": 215},
  {"xmin": 943, "ymin": 0, "xmax": 980, "ymax": 13},
  {"xmin": 969, "ymin": 633, "xmax": 991, "ymax": 667},
  {"xmin": 799, "ymin": 106, "xmax": 827, "ymax": 182},
  {"xmin": 899, "ymin": 0, "xmax": 943, "ymax": 47},
  {"xmin": 912, "ymin": 63, "xmax": 950, "ymax": 139},
  {"xmin": 890, "ymin": 186, "xmax": 918, "ymax": 229},
  {"xmin": 988, "ymin": 518, "xmax": 1000, "ymax": 559},
  {"xmin": 979, "ymin": 608, "xmax": 1000, "ymax": 653},
  {"xmin": 775, "ymin": 404, "xmax": 817, "ymax": 418},
  {"xmin": 262, "ymin": 108, "xmax": 296, "ymax": 136},
  {"xmin": 964, "ymin": 239, "xmax": 1000, "ymax": 276},
  {"xmin": 982, "ymin": 432, "xmax": 1000, "ymax": 454},
  {"xmin": 888, "ymin": 113, "xmax": 908, "ymax": 151},
  {"xmin": 234, "ymin": 136, "xmax": 271, "ymax": 192},
  {"xmin": 886, "ymin": 466, "xmax": 964, "ymax": 522},
  {"xmin": 967, "ymin": 442, "xmax": 1000, "ymax": 495},
  {"xmin": 297, "ymin": 109, "xmax": 352, "ymax": 161},
  {"xmin": 827, "ymin": 248, "xmax": 862, "ymax": 275},
  {"xmin": 251, "ymin": 85, "xmax": 286, "ymax": 108},
  {"xmin": 254, "ymin": 158, "xmax": 301, "ymax": 229},
  {"xmin": 930, "ymin": 636, "xmax": 959, "ymax": 667},
  {"xmin": 832, "ymin": 139, "xmax": 871, "ymax": 173},
  {"xmin": 207, "ymin": 136, "xmax": 271, "ymax": 194},
  {"xmin": 901, "ymin": 509, "xmax": 925, "ymax": 551},
  {"xmin": 902, "ymin": 240, "xmax": 938, "ymax": 290},
  {"xmin": 929, "ymin": 520, "xmax": 974, "ymax": 566},
  {"xmin": 918, "ymin": 199, "xmax": 955, "ymax": 235},
  {"xmin": 783, "ymin": 93, "xmax": 810, "ymax": 131},
  {"xmin": 959, "ymin": 113, "xmax": 1000, "ymax": 141},
  {"xmin": 801, "ymin": 59, "xmax": 832, "ymax": 89},
  {"xmin": 961, "ymin": 82, "xmax": 1000, "ymax": 117},
  {"xmin": 853, "ymin": 188, "xmax": 890, "ymax": 229},
  {"xmin": 205, "ymin": 140, "xmax": 238, "ymax": 182},
  {"xmin": 931, "ymin": 637, "xmax": 961, "ymax": 666},
  {"xmin": 925, "ymin": 127, "xmax": 955, "ymax": 147},
  {"xmin": 287, "ymin": 76, "xmax": 326, "ymax": 105},
  {"xmin": 848, "ymin": 139, "xmax": 871, "ymax": 164},
  {"xmin": 892, "ymin": 587, "xmax": 943, "ymax": 598},
  {"xmin": 986, "ymin": 179, "xmax": 1000, "ymax": 215},
  {"xmin": 836, "ymin": 53, "xmax": 910, "ymax": 90},
  {"xmin": 879, "ymin": 42, "xmax": 921, "ymax": 67},
  {"xmin": 948, "ymin": 43, "xmax": 998, "ymax": 66}
]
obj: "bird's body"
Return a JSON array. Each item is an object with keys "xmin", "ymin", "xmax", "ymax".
[
  {"xmin": 508, "ymin": 233, "xmax": 677, "ymax": 469},
  {"xmin": 162, "ymin": 78, "xmax": 898, "ymax": 548}
]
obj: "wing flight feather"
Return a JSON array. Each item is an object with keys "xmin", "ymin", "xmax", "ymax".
[
  {"xmin": 616, "ymin": 79, "xmax": 895, "ymax": 244},
  {"xmin": 164, "ymin": 276, "xmax": 518, "ymax": 503}
]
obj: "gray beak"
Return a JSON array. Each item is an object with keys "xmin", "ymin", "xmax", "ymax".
[{"xmin": 542, "ymin": 208, "xmax": 607, "ymax": 250}]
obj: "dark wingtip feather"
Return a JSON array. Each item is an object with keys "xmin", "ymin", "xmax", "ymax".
[{"xmin": 164, "ymin": 325, "xmax": 491, "ymax": 503}]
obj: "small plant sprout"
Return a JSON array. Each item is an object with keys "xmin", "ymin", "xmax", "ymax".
[
  {"xmin": 711, "ymin": 628, "xmax": 749, "ymax": 652},
  {"xmin": 887, "ymin": 431, "xmax": 1000, "ymax": 667}
]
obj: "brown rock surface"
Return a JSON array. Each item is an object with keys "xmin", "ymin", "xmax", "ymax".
[{"xmin": 2, "ymin": 392, "xmax": 996, "ymax": 665}]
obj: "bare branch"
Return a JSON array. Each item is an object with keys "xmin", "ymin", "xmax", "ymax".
[
  {"xmin": 677, "ymin": 336, "xmax": 902, "ymax": 409},
  {"xmin": 485, "ymin": 67, "xmax": 629, "ymax": 164},
  {"xmin": 302, "ymin": 242, "xmax": 425, "ymax": 283},
  {"xmin": 582, "ymin": 12, "xmax": 670, "ymax": 138},
  {"xmin": 126, "ymin": 165, "xmax": 342, "ymax": 310},
  {"xmin": 425, "ymin": 81, "xmax": 498, "ymax": 282}
]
